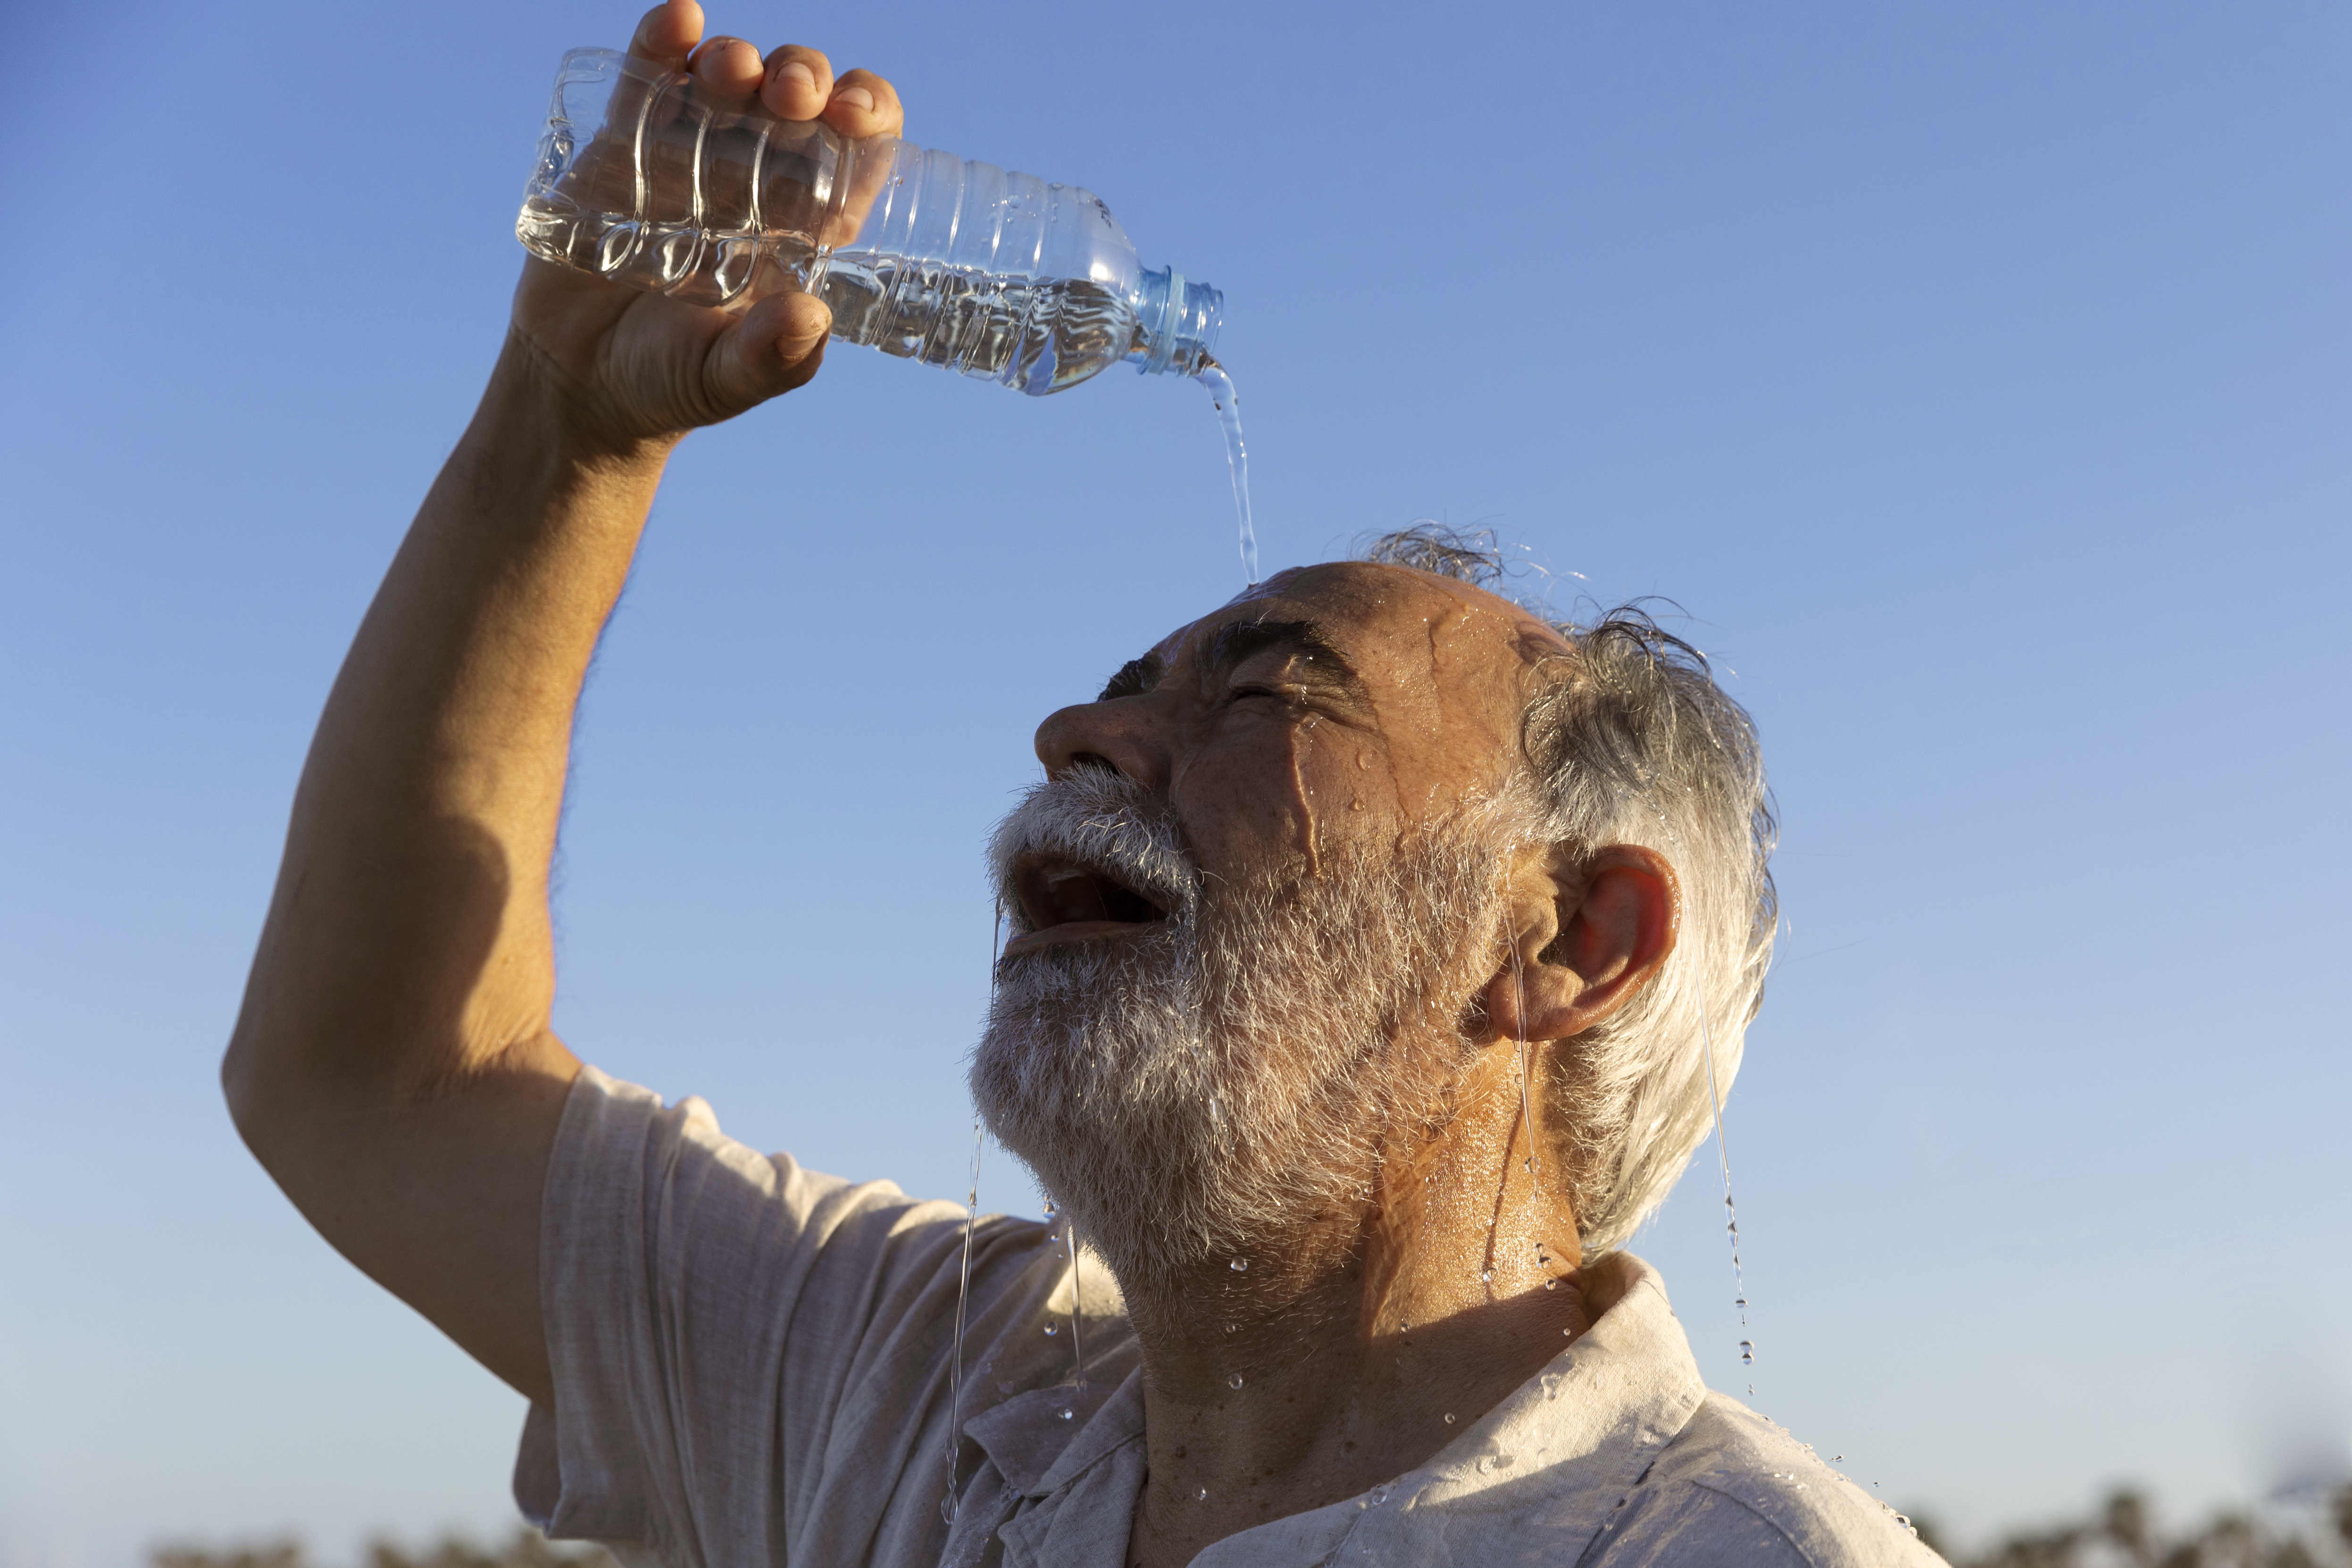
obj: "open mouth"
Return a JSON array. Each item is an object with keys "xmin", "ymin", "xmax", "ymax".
[{"xmin": 1007, "ymin": 852, "xmax": 1171, "ymax": 952}]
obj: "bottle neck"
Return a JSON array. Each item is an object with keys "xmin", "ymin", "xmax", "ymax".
[{"xmin": 1131, "ymin": 267, "xmax": 1223, "ymax": 378}]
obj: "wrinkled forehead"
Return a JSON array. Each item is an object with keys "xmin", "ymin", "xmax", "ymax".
[
  {"xmin": 1151, "ymin": 561, "xmax": 1570, "ymax": 674},
  {"xmin": 1144, "ymin": 563, "xmax": 1573, "ymax": 812}
]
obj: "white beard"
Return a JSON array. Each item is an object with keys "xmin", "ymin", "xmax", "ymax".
[{"xmin": 970, "ymin": 767, "xmax": 1513, "ymax": 1300}]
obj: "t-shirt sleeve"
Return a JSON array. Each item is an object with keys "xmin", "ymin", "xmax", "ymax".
[{"xmin": 511, "ymin": 1065, "xmax": 1000, "ymax": 1568}]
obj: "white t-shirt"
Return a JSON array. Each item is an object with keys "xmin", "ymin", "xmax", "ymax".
[{"xmin": 516, "ymin": 1067, "xmax": 1942, "ymax": 1568}]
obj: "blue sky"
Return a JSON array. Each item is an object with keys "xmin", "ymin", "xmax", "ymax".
[{"xmin": 2, "ymin": 0, "xmax": 2347, "ymax": 1563}]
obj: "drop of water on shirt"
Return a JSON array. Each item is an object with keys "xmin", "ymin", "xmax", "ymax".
[
  {"xmin": 1043, "ymin": 1323, "xmax": 1058, "ymax": 1336},
  {"xmin": 1194, "ymin": 1486, "xmax": 1210, "ymax": 1502},
  {"xmin": 1226, "ymin": 1373, "xmax": 1244, "ymax": 1389},
  {"xmin": 1443, "ymin": 1412, "xmax": 1457, "ymax": 1424},
  {"xmin": 1368, "ymin": 1483, "xmax": 1393, "ymax": 1507},
  {"xmin": 1229, "ymin": 1257, "xmax": 1249, "ymax": 1272},
  {"xmin": 1194, "ymin": 362, "xmax": 1257, "ymax": 588},
  {"xmin": 1544, "ymin": 1278, "xmax": 1559, "ymax": 1291}
]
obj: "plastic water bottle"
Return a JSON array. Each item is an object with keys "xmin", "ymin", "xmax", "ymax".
[{"xmin": 517, "ymin": 47, "xmax": 1222, "ymax": 395}]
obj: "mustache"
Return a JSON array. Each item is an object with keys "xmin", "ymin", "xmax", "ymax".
[{"xmin": 987, "ymin": 768, "xmax": 1202, "ymax": 933}]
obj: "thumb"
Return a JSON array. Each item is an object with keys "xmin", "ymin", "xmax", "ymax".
[{"xmin": 700, "ymin": 291, "xmax": 831, "ymax": 418}]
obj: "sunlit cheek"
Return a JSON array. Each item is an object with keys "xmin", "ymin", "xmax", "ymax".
[{"xmin": 1173, "ymin": 730, "xmax": 1323, "ymax": 869}]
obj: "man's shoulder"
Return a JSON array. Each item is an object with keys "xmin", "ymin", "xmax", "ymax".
[{"xmin": 1595, "ymin": 1394, "xmax": 1946, "ymax": 1568}]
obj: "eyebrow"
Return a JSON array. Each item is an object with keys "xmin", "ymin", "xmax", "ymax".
[
  {"xmin": 1207, "ymin": 618, "xmax": 1366, "ymax": 699},
  {"xmin": 1098, "ymin": 653, "xmax": 1165, "ymax": 701},
  {"xmin": 1095, "ymin": 620, "xmax": 1366, "ymax": 704}
]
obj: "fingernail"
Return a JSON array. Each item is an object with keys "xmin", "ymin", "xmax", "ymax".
[
  {"xmin": 775, "ymin": 60, "xmax": 817, "ymax": 92},
  {"xmin": 832, "ymin": 85, "xmax": 875, "ymax": 113}
]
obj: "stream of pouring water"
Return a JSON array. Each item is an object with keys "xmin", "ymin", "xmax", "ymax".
[
  {"xmin": 941, "ymin": 905, "xmax": 1006, "ymax": 1525},
  {"xmin": 1067, "ymin": 1218, "xmax": 1088, "ymax": 1392},
  {"xmin": 1696, "ymin": 978, "xmax": 1756, "ymax": 1398},
  {"xmin": 1195, "ymin": 363, "xmax": 1258, "ymax": 588}
]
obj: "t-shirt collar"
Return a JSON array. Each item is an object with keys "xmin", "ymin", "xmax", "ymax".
[{"xmin": 964, "ymin": 1256, "xmax": 1707, "ymax": 1565}]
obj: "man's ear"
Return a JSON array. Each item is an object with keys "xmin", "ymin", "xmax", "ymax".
[{"xmin": 1483, "ymin": 844, "xmax": 1679, "ymax": 1043}]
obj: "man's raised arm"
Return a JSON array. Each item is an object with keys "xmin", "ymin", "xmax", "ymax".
[{"xmin": 221, "ymin": 0, "xmax": 905, "ymax": 1406}]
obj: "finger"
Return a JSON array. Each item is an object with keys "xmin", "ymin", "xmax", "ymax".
[
  {"xmin": 687, "ymin": 34, "xmax": 765, "ymax": 99},
  {"xmin": 628, "ymin": 0, "xmax": 703, "ymax": 68},
  {"xmin": 702, "ymin": 291, "xmax": 831, "ymax": 416},
  {"xmin": 759, "ymin": 45, "xmax": 835, "ymax": 122},
  {"xmin": 823, "ymin": 68, "xmax": 903, "ymax": 141}
]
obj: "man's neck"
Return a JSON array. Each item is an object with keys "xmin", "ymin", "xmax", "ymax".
[{"xmin": 1116, "ymin": 1056, "xmax": 1609, "ymax": 1568}]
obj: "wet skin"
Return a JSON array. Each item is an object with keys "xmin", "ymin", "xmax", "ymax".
[
  {"xmin": 1021, "ymin": 560, "xmax": 1574, "ymax": 933},
  {"xmin": 1012, "ymin": 562, "xmax": 1681, "ymax": 1568}
]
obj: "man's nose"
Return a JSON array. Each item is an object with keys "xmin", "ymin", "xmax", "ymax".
[{"xmin": 1034, "ymin": 698, "xmax": 1170, "ymax": 790}]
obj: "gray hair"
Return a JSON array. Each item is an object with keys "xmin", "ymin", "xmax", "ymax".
[{"xmin": 1360, "ymin": 525, "xmax": 1779, "ymax": 1253}]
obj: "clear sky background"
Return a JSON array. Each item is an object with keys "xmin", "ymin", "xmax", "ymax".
[{"xmin": 3, "ymin": 1, "xmax": 2347, "ymax": 1564}]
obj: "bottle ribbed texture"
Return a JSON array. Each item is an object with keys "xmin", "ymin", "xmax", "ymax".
[{"xmin": 518, "ymin": 48, "xmax": 1219, "ymax": 395}]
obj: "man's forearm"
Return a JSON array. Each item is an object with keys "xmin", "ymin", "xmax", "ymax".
[{"xmin": 227, "ymin": 334, "xmax": 673, "ymax": 1122}]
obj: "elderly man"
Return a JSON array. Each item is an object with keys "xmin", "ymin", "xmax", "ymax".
[{"xmin": 225, "ymin": 5, "xmax": 1937, "ymax": 1564}]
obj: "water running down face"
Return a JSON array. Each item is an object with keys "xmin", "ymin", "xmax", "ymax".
[{"xmin": 968, "ymin": 564, "xmax": 1582, "ymax": 1298}]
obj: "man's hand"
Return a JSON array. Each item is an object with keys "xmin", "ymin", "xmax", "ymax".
[
  {"xmin": 224, "ymin": 1, "xmax": 900, "ymax": 1409},
  {"xmin": 510, "ymin": 0, "xmax": 907, "ymax": 449}
]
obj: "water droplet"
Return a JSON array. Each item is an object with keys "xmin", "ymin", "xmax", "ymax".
[
  {"xmin": 1193, "ymin": 1486, "xmax": 1209, "ymax": 1502},
  {"xmin": 1894, "ymin": 1515, "xmax": 1911, "ymax": 1528},
  {"xmin": 1230, "ymin": 1257, "xmax": 1249, "ymax": 1272},
  {"xmin": 1058, "ymin": 1407, "xmax": 1074, "ymax": 1421},
  {"xmin": 940, "ymin": 1497, "xmax": 955, "ymax": 1524},
  {"xmin": 1739, "ymin": 1339, "xmax": 1756, "ymax": 1364},
  {"xmin": 1543, "ymin": 1278, "xmax": 1559, "ymax": 1291},
  {"xmin": 1226, "ymin": 1373, "xmax": 1244, "ymax": 1389},
  {"xmin": 1479, "ymin": 1268, "xmax": 1494, "ymax": 1284},
  {"xmin": 1043, "ymin": 1323, "xmax": 1059, "ymax": 1336},
  {"xmin": 1223, "ymin": 1322, "xmax": 1238, "ymax": 1334},
  {"xmin": 1443, "ymin": 1412, "xmax": 1457, "ymax": 1424},
  {"xmin": 1476, "ymin": 1457, "xmax": 1493, "ymax": 1474},
  {"xmin": 1735, "ymin": 1296, "xmax": 1747, "ymax": 1309},
  {"xmin": 1043, "ymin": 1197, "xmax": 1057, "ymax": 1217},
  {"xmin": 1368, "ymin": 1483, "xmax": 1393, "ymax": 1506}
]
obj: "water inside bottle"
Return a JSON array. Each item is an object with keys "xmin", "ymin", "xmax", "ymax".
[
  {"xmin": 1194, "ymin": 363, "xmax": 1258, "ymax": 587},
  {"xmin": 517, "ymin": 194, "xmax": 1153, "ymax": 398},
  {"xmin": 823, "ymin": 261, "xmax": 1142, "ymax": 395}
]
